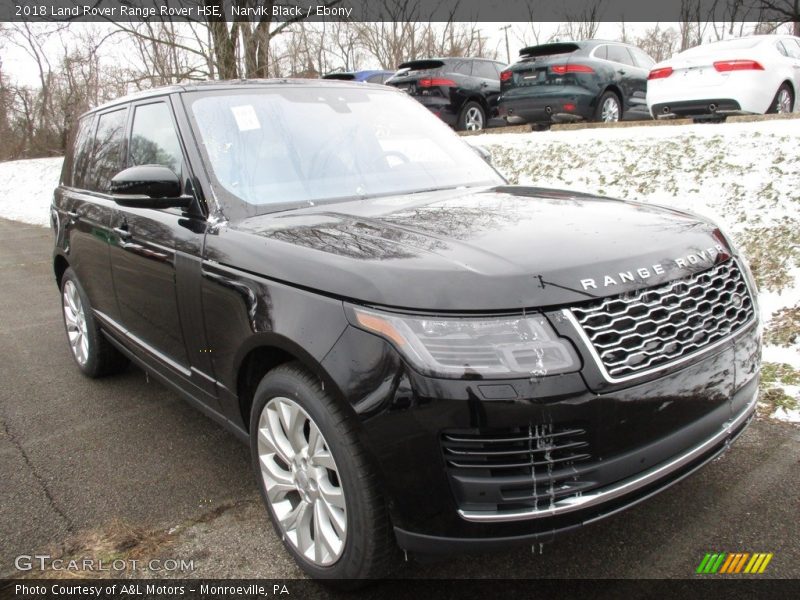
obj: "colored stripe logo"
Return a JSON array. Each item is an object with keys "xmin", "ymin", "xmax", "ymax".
[{"xmin": 696, "ymin": 552, "xmax": 773, "ymax": 574}]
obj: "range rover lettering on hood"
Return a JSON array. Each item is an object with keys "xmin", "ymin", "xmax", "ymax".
[{"xmin": 579, "ymin": 244, "xmax": 726, "ymax": 291}]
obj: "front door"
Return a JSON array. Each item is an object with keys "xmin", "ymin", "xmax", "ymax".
[{"xmin": 108, "ymin": 99, "xmax": 200, "ymax": 383}]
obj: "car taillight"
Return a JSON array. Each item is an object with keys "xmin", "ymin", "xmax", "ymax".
[
  {"xmin": 648, "ymin": 67, "xmax": 673, "ymax": 80},
  {"xmin": 500, "ymin": 70, "xmax": 513, "ymax": 82},
  {"xmin": 550, "ymin": 64, "xmax": 594, "ymax": 74},
  {"xmin": 713, "ymin": 60, "xmax": 764, "ymax": 72},
  {"xmin": 418, "ymin": 77, "xmax": 456, "ymax": 88}
]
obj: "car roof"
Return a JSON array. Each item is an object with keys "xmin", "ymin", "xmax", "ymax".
[{"xmin": 82, "ymin": 78, "xmax": 394, "ymax": 118}]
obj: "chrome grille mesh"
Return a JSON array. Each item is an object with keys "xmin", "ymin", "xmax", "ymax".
[{"xmin": 571, "ymin": 260, "xmax": 755, "ymax": 379}]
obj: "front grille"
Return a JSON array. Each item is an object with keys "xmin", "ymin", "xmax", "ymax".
[
  {"xmin": 571, "ymin": 259, "xmax": 755, "ymax": 379},
  {"xmin": 441, "ymin": 425, "xmax": 594, "ymax": 512}
]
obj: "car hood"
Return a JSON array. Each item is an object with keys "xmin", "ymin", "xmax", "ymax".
[{"xmin": 213, "ymin": 186, "xmax": 732, "ymax": 311}]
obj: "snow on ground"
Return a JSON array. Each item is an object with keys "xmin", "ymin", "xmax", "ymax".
[{"xmin": 0, "ymin": 157, "xmax": 62, "ymax": 226}]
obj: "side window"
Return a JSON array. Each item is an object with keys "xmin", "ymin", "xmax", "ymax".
[
  {"xmin": 473, "ymin": 60, "xmax": 499, "ymax": 79},
  {"xmin": 451, "ymin": 61, "xmax": 473, "ymax": 76},
  {"xmin": 128, "ymin": 102, "xmax": 183, "ymax": 180},
  {"xmin": 366, "ymin": 73, "xmax": 384, "ymax": 84},
  {"xmin": 607, "ymin": 45, "xmax": 635, "ymax": 66},
  {"xmin": 776, "ymin": 41, "xmax": 789, "ymax": 57},
  {"xmin": 594, "ymin": 45, "xmax": 609, "ymax": 60},
  {"xmin": 85, "ymin": 108, "xmax": 127, "ymax": 193},
  {"xmin": 630, "ymin": 47, "xmax": 655, "ymax": 69},
  {"xmin": 785, "ymin": 39, "xmax": 800, "ymax": 59},
  {"xmin": 62, "ymin": 115, "xmax": 93, "ymax": 188}
]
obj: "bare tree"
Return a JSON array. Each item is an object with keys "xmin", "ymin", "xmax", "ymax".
[
  {"xmin": 107, "ymin": 0, "xmax": 341, "ymax": 80},
  {"xmin": 678, "ymin": 0, "xmax": 713, "ymax": 50},
  {"xmin": 757, "ymin": 0, "xmax": 800, "ymax": 36},
  {"xmin": 554, "ymin": 1, "xmax": 604, "ymax": 41},
  {"xmin": 635, "ymin": 24, "xmax": 680, "ymax": 62}
]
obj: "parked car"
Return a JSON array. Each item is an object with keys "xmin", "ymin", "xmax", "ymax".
[
  {"xmin": 322, "ymin": 69, "xmax": 395, "ymax": 84},
  {"xmin": 498, "ymin": 40, "xmax": 654, "ymax": 126},
  {"xmin": 53, "ymin": 80, "xmax": 760, "ymax": 582},
  {"xmin": 385, "ymin": 57, "xmax": 505, "ymax": 130},
  {"xmin": 647, "ymin": 35, "xmax": 800, "ymax": 119}
]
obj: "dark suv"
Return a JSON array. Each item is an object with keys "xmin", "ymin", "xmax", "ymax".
[
  {"xmin": 386, "ymin": 57, "xmax": 505, "ymax": 130},
  {"xmin": 53, "ymin": 80, "xmax": 760, "ymax": 581},
  {"xmin": 499, "ymin": 40, "xmax": 655, "ymax": 126}
]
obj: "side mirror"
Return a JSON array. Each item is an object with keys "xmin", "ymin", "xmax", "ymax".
[
  {"xmin": 472, "ymin": 145, "xmax": 492, "ymax": 165},
  {"xmin": 110, "ymin": 165, "xmax": 192, "ymax": 209}
]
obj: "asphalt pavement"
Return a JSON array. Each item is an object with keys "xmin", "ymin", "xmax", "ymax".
[{"xmin": 1, "ymin": 217, "xmax": 798, "ymax": 582}]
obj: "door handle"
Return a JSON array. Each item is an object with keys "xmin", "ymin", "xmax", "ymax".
[
  {"xmin": 113, "ymin": 226, "xmax": 131, "ymax": 240},
  {"xmin": 617, "ymin": 69, "xmax": 626, "ymax": 75},
  {"xmin": 67, "ymin": 210, "xmax": 79, "ymax": 221}
]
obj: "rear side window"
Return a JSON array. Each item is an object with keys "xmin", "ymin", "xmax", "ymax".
[
  {"xmin": 84, "ymin": 108, "xmax": 127, "ymax": 193},
  {"xmin": 472, "ymin": 61, "xmax": 499, "ymax": 80},
  {"xmin": 450, "ymin": 61, "xmax": 473, "ymax": 76},
  {"xmin": 594, "ymin": 45, "xmax": 609, "ymax": 60},
  {"xmin": 776, "ymin": 41, "xmax": 789, "ymax": 57},
  {"xmin": 606, "ymin": 45, "xmax": 635, "ymax": 66},
  {"xmin": 784, "ymin": 39, "xmax": 800, "ymax": 59},
  {"xmin": 61, "ymin": 116, "xmax": 93, "ymax": 188},
  {"xmin": 366, "ymin": 73, "xmax": 385, "ymax": 84},
  {"xmin": 128, "ymin": 102, "xmax": 183, "ymax": 180},
  {"xmin": 629, "ymin": 47, "xmax": 655, "ymax": 69}
]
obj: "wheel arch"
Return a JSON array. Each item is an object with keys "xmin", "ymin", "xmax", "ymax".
[
  {"xmin": 54, "ymin": 254, "xmax": 69, "ymax": 289},
  {"xmin": 601, "ymin": 84, "xmax": 624, "ymax": 109},
  {"xmin": 234, "ymin": 334, "xmax": 347, "ymax": 432}
]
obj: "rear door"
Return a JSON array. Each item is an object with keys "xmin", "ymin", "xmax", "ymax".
[
  {"xmin": 605, "ymin": 44, "xmax": 648, "ymax": 112},
  {"xmin": 55, "ymin": 108, "xmax": 127, "ymax": 323},
  {"xmin": 471, "ymin": 60, "xmax": 501, "ymax": 110}
]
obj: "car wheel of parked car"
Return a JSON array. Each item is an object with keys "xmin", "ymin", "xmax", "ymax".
[
  {"xmin": 458, "ymin": 101, "xmax": 485, "ymax": 131},
  {"xmin": 250, "ymin": 362, "xmax": 395, "ymax": 581},
  {"xmin": 768, "ymin": 83, "xmax": 794, "ymax": 114},
  {"xmin": 60, "ymin": 268, "xmax": 129, "ymax": 378},
  {"xmin": 595, "ymin": 91, "xmax": 621, "ymax": 122}
]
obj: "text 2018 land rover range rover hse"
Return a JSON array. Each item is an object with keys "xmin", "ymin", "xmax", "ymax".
[{"xmin": 51, "ymin": 81, "xmax": 761, "ymax": 580}]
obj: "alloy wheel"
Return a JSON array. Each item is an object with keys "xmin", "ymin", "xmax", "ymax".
[
  {"xmin": 601, "ymin": 97, "xmax": 620, "ymax": 122},
  {"xmin": 776, "ymin": 88, "xmax": 792, "ymax": 114},
  {"xmin": 465, "ymin": 106, "xmax": 484, "ymax": 130},
  {"xmin": 257, "ymin": 396, "xmax": 347, "ymax": 566},
  {"xmin": 62, "ymin": 280, "xmax": 89, "ymax": 366}
]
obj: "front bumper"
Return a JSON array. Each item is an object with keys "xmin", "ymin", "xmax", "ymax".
[{"xmin": 321, "ymin": 309, "xmax": 761, "ymax": 553}]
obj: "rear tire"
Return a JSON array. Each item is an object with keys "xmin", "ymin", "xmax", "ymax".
[
  {"xmin": 249, "ymin": 362, "xmax": 396, "ymax": 582},
  {"xmin": 60, "ymin": 268, "xmax": 129, "ymax": 378},
  {"xmin": 594, "ymin": 91, "xmax": 621, "ymax": 123},
  {"xmin": 457, "ymin": 101, "xmax": 486, "ymax": 131},
  {"xmin": 768, "ymin": 83, "xmax": 794, "ymax": 114}
]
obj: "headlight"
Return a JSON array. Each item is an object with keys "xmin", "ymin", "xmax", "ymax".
[{"xmin": 347, "ymin": 306, "xmax": 580, "ymax": 379}]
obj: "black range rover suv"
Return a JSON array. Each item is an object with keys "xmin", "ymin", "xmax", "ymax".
[{"xmin": 52, "ymin": 80, "xmax": 760, "ymax": 580}]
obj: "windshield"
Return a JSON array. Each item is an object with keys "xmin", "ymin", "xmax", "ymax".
[{"xmin": 185, "ymin": 86, "xmax": 503, "ymax": 216}]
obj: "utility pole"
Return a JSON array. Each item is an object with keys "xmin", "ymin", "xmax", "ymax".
[{"xmin": 499, "ymin": 24, "xmax": 512, "ymax": 64}]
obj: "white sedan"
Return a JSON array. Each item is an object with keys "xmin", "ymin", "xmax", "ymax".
[{"xmin": 647, "ymin": 35, "xmax": 800, "ymax": 119}]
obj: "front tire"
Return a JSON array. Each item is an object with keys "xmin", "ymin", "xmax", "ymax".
[
  {"xmin": 768, "ymin": 83, "xmax": 794, "ymax": 114},
  {"xmin": 249, "ymin": 362, "xmax": 395, "ymax": 581},
  {"xmin": 60, "ymin": 268, "xmax": 129, "ymax": 378}
]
